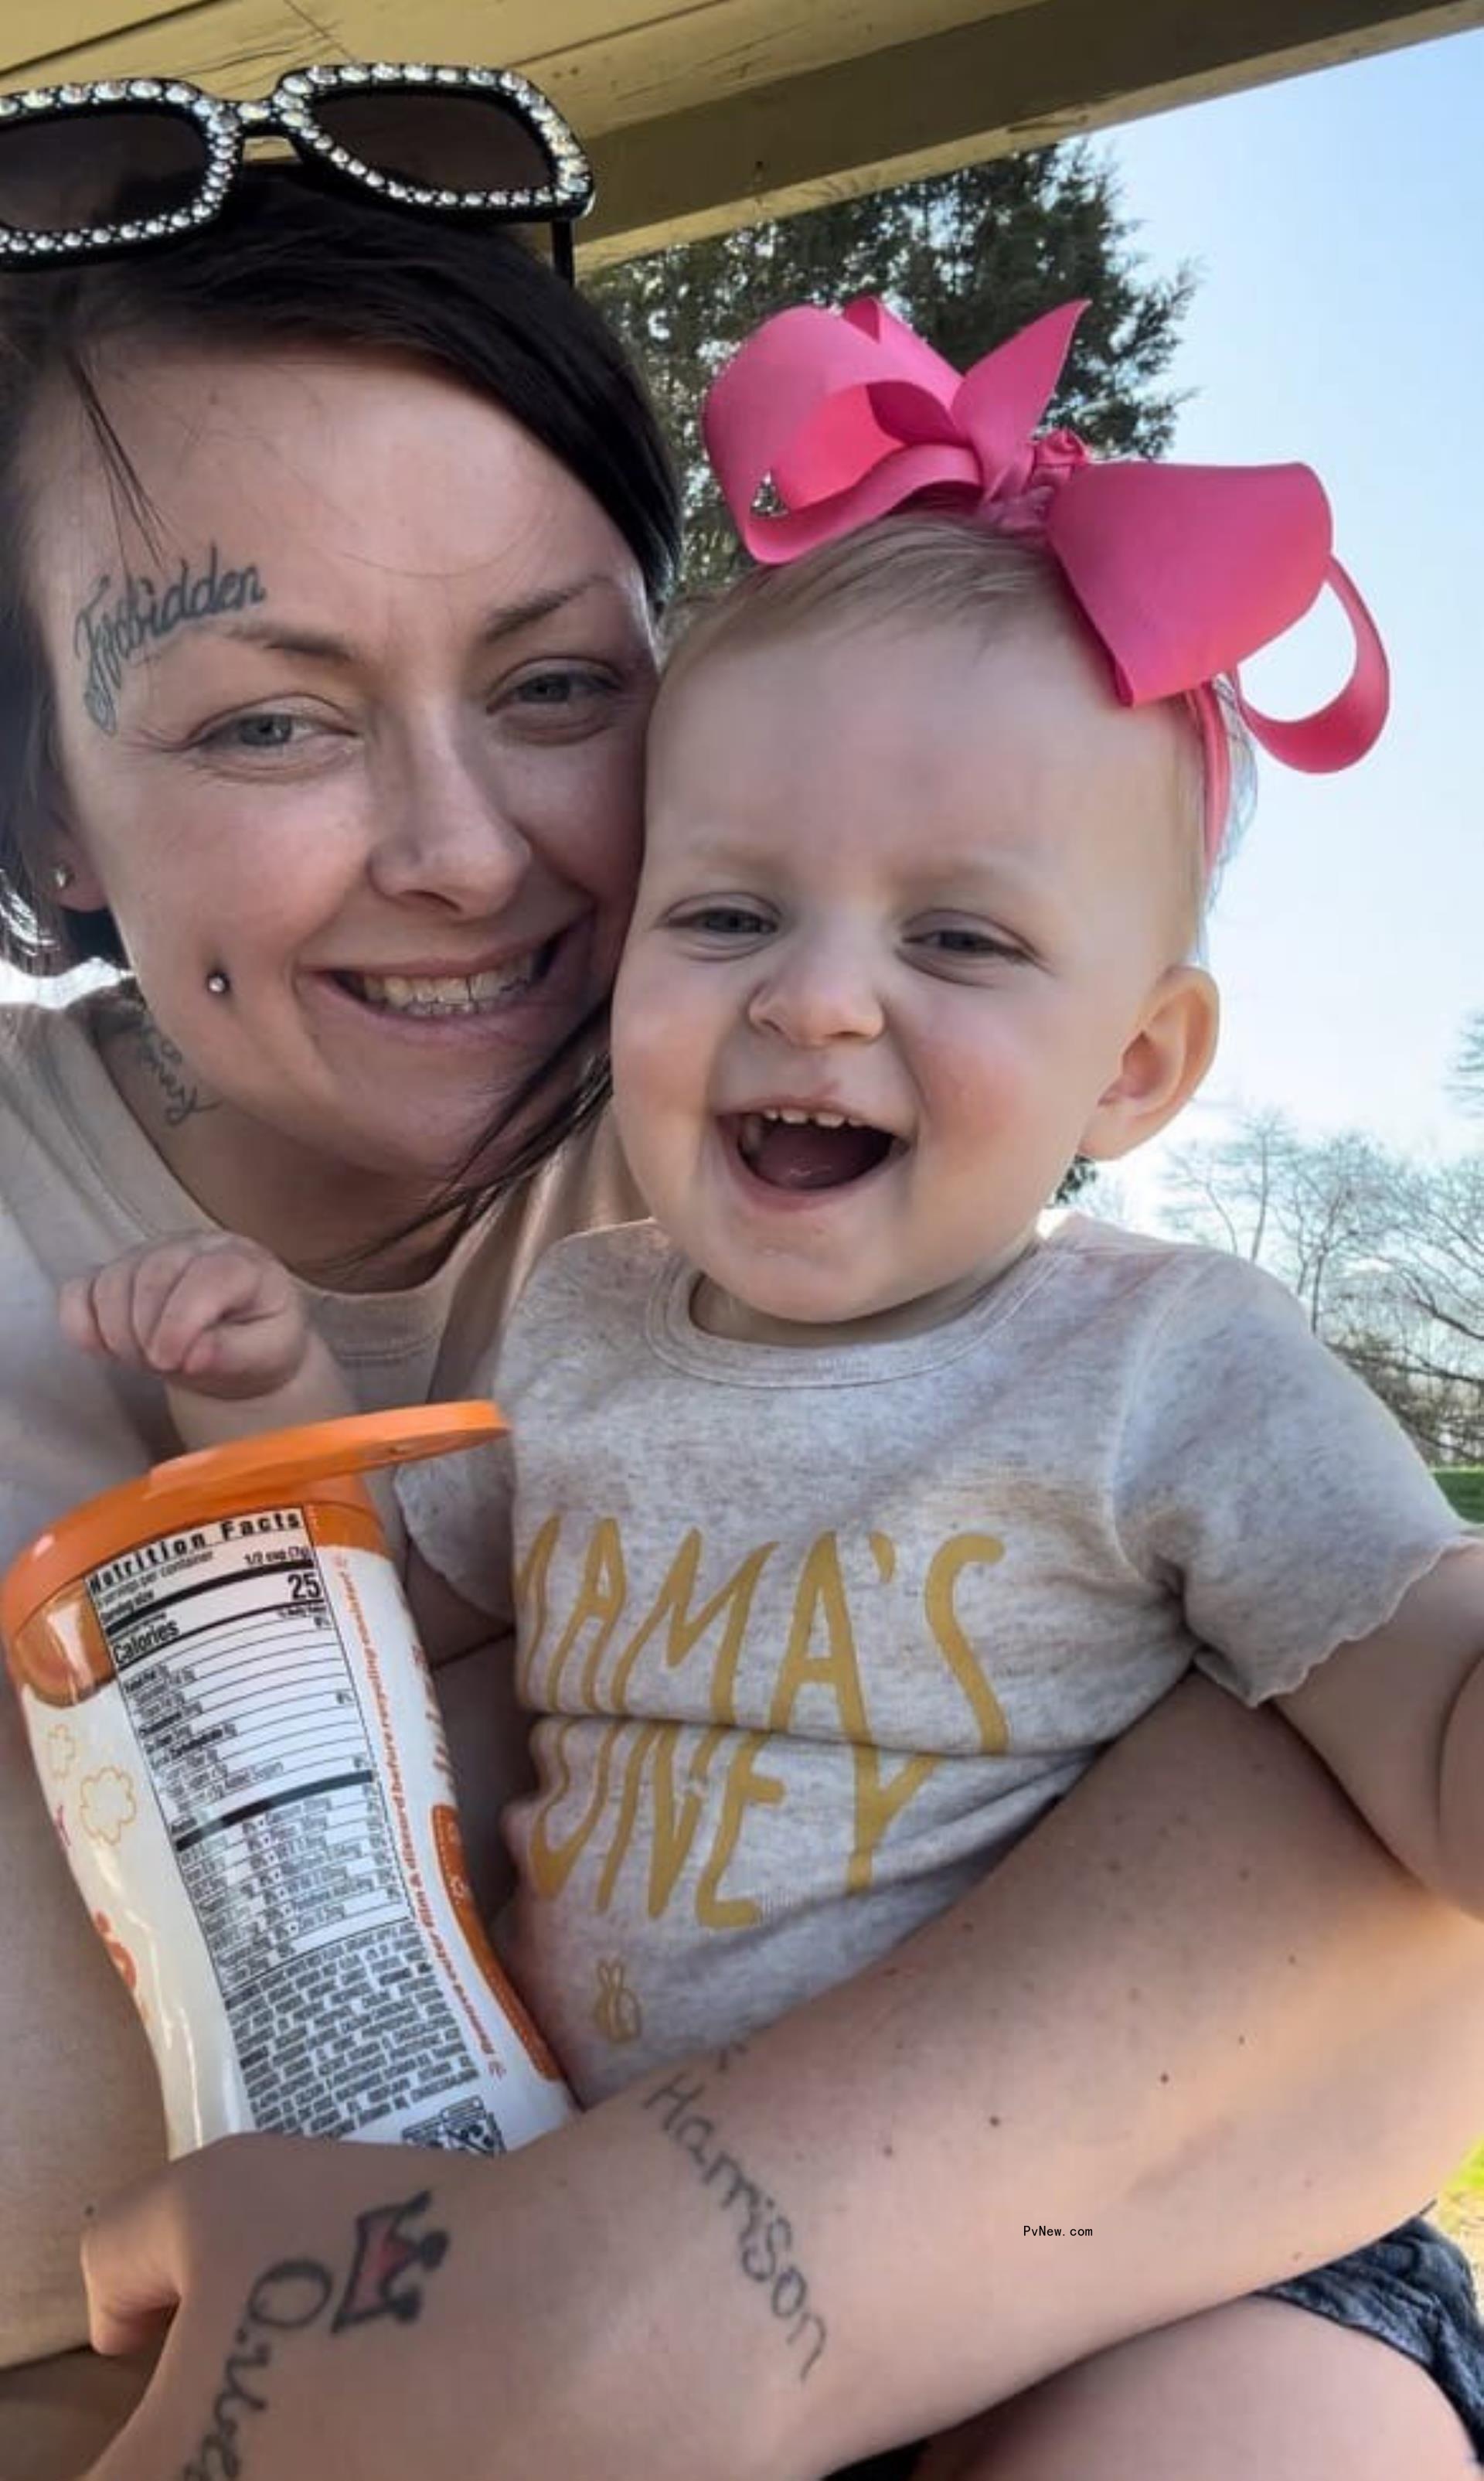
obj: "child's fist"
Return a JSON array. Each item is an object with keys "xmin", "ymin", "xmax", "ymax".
[{"xmin": 59, "ymin": 1234, "xmax": 311, "ymax": 1401}]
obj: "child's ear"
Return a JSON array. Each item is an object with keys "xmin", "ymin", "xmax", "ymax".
[{"xmin": 1080, "ymin": 966, "xmax": 1219, "ymax": 1163}]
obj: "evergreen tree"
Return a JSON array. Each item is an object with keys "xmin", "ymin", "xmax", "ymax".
[{"xmin": 591, "ymin": 142, "xmax": 1195, "ymax": 588}]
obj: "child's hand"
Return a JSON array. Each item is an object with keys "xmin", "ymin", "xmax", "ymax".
[{"xmin": 59, "ymin": 1233, "xmax": 312, "ymax": 1403}]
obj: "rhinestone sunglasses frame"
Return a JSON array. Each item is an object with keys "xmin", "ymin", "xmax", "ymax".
[{"xmin": 0, "ymin": 61, "xmax": 595, "ymax": 277}]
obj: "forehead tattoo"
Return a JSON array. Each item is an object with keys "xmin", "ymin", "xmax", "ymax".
[{"xmin": 71, "ymin": 543, "xmax": 267, "ymax": 734}]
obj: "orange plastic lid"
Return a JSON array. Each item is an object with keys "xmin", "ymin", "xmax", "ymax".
[{"xmin": 1, "ymin": 1402, "xmax": 505, "ymax": 1645}]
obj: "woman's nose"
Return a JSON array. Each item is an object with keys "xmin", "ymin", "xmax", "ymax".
[
  {"xmin": 747, "ymin": 936, "xmax": 885, "ymax": 1047},
  {"xmin": 366, "ymin": 731, "xmax": 533, "ymax": 915}
]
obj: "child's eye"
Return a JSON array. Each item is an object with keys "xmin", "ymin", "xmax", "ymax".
[
  {"xmin": 910, "ymin": 924, "xmax": 1024, "ymax": 962},
  {"xmin": 668, "ymin": 902, "xmax": 775, "ymax": 939}
]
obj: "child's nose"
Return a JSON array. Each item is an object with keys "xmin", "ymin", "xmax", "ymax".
[{"xmin": 746, "ymin": 938, "xmax": 885, "ymax": 1046}]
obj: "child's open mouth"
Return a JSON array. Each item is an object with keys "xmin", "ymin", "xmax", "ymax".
[{"xmin": 726, "ymin": 1107, "xmax": 899, "ymax": 1192}]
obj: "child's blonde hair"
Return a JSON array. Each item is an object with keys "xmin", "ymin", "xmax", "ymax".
[{"xmin": 660, "ymin": 514, "xmax": 1251, "ymax": 942}]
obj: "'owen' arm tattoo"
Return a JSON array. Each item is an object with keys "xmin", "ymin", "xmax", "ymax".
[
  {"xmin": 72, "ymin": 544, "xmax": 267, "ymax": 733},
  {"xmin": 178, "ymin": 2187, "xmax": 448, "ymax": 2481}
]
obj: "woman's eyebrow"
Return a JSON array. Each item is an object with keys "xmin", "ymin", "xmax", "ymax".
[
  {"xmin": 476, "ymin": 577, "xmax": 618, "ymax": 646},
  {"xmin": 204, "ymin": 577, "xmax": 622, "ymax": 666}
]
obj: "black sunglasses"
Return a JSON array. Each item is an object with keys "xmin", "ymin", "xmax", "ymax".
[{"xmin": 0, "ymin": 61, "xmax": 594, "ymax": 281}]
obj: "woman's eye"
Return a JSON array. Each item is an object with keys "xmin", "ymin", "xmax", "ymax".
[
  {"xmin": 196, "ymin": 711, "xmax": 317, "ymax": 755},
  {"xmin": 505, "ymin": 667, "xmax": 614, "ymax": 718}
]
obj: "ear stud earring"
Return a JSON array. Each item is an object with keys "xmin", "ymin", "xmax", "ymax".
[{"xmin": 50, "ymin": 862, "xmax": 74, "ymax": 891}]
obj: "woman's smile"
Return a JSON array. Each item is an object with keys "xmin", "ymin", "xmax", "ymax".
[{"xmin": 36, "ymin": 344, "xmax": 655, "ymax": 1232}]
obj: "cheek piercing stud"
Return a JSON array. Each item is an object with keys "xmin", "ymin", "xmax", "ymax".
[
  {"xmin": 205, "ymin": 970, "xmax": 231, "ymax": 997},
  {"xmin": 50, "ymin": 862, "xmax": 74, "ymax": 892}
]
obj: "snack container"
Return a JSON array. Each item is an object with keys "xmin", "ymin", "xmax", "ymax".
[{"xmin": 1, "ymin": 1406, "xmax": 572, "ymax": 2159}]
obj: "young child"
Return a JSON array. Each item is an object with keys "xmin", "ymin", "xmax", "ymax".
[{"xmin": 63, "ymin": 298, "xmax": 1479, "ymax": 2119}]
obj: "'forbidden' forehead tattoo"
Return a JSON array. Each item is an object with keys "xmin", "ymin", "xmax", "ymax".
[{"xmin": 71, "ymin": 544, "xmax": 267, "ymax": 734}]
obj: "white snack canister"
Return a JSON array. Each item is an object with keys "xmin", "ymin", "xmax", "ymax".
[{"xmin": 1, "ymin": 1405, "xmax": 571, "ymax": 2159}]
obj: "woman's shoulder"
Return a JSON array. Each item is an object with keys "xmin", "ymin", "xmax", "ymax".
[
  {"xmin": 0, "ymin": 983, "xmax": 184, "ymax": 1255},
  {"xmin": 461, "ymin": 1111, "xmax": 647, "ymax": 1307},
  {"xmin": 0, "ymin": 987, "xmax": 107, "ymax": 1140}
]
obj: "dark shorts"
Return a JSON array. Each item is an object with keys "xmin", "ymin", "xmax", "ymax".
[
  {"xmin": 836, "ymin": 2217, "xmax": 1484, "ymax": 2477},
  {"xmin": 1268, "ymin": 2216, "xmax": 1484, "ymax": 2459}
]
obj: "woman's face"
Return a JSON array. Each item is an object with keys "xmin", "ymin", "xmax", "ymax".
[{"xmin": 28, "ymin": 341, "xmax": 656, "ymax": 1198}]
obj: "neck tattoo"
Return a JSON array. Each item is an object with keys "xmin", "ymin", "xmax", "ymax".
[
  {"xmin": 72, "ymin": 545, "xmax": 267, "ymax": 734},
  {"xmin": 130, "ymin": 1015, "xmax": 220, "ymax": 1130}
]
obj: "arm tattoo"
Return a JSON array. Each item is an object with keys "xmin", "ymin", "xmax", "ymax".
[
  {"xmin": 641, "ymin": 2067, "xmax": 829, "ymax": 2380},
  {"xmin": 72, "ymin": 545, "xmax": 267, "ymax": 733},
  {"xmin": 131, "ymin": 1016, "xmax": 220, "ymax": 1128},
  {"xmin": 179, "ymin": 2189, "xmax": 448, "ymax": 2480}
]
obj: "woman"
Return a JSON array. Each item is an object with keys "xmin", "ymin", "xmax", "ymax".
[{"xmin": 0, "ymin": 104, "xmax": 1478, "ymax": 2481}]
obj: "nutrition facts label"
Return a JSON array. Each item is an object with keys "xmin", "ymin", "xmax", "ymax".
[{"xmin": 88, "ymin": 1511, "xmax": 499, "ymax": 2145}]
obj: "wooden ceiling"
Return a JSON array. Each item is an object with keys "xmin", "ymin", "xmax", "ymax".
[{"xmin": 8, "ymin": 0, "xmax": 1482, "ymax": 264}]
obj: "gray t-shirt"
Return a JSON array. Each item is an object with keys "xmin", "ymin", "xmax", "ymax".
[{"xmin": 401, "ymin": 1214, "xmax": 1463, "ymax": 2104}]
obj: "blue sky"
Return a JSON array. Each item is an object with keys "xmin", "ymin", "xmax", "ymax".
[{"xmin": 1097, "ymin": 25, "xmax": 1483, "ymax": 1215}]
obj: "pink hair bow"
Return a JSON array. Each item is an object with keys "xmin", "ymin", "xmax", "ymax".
[{"xmin": 702, "ymin": 298, "xmax": 1389, "ymax": 860}]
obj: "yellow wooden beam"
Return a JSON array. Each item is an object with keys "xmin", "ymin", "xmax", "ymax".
[
  {"xmin": 4, "ymin": 0, "xmax": 1480, "ymax": 266},
  {"xmin": 3, "ymin": 0, "xmax": 1008, "ymax": 99},
  {"xmin": 579, "ymin": 0, "xmax": 1484, "ymax": 263}
]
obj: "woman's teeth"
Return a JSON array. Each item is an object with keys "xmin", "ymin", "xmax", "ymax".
[{"xmin": 349, "ymin": 959, "xmax": 541, "ymax": 1016}]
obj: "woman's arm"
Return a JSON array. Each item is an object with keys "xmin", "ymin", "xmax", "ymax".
[{"xmin": 81, "ymin": 1678, "xmax": 1484, "ymax": 2481}]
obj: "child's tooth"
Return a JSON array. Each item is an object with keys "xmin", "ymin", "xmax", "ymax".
[
  {"xmin": 812, "ymin": 1110, "xmax": 844, "ymax": 1128},
  {"xmin": 778, "ymin": 1107, "xmax": 808, "ymax": 1124}
]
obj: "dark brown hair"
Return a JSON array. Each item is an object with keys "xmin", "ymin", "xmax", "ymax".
[{"xmin": 0, "ymin": 165, "xmax": 680, "ymax": 976}]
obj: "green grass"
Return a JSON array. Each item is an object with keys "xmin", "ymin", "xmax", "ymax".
[
  {"xmin": 1435, "ymin": 1468, "xmax": 1484, "ymax": 1523},
  {"xmin": 1442, "ymin": 2140, "xmax": 1484, "ymax": 2199}
]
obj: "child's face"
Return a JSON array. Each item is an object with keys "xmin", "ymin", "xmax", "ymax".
[{"xmin": 612, "ymin": 610, "xmax": 1213, "ymax": 1343}]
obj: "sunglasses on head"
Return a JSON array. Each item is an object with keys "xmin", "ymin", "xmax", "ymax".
[{"xmin": 0, "ymin": 61, "xmax": 594, "ymax": 281}]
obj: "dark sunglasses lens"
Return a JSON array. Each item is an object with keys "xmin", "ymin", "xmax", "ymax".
[
  {"xmin": 0, "ymin": 106, "xmax": 208, "ymax": 235},
  {"xmin": 312, "ymin": 91, "xmax": 556, "ymax": 199}
]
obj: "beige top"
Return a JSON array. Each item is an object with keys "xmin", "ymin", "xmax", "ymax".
[{"xmin": 0, "ymin": 994, "xmax": 638, "ymax": 2377}]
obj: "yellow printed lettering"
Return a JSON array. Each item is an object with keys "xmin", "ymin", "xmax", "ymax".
[
  {"xmin": 848, "ymin": 1747, "xmax": 939, "ymax": 1892},
  {"xmin": 869, "ymin": 1531, "xmax": 897, "ymax": 1584},
  {"xmin": 513, "ymin": 1511, "xmax": 560, "ymax": 1699},
  {"xmin": 649, "ymin": 1725, "xmax": 727, "ymax": 1918},
  {"xmin": 923, "ymin": 1535, "xmax": 1009, "ymax": 1753},
  {"xmin": 608, "ymin": 1530, "xmax": 778, "ymax": 1724},
  {"xmin": 768, "ymin": 1534, "xmax": 870, "ymax": 1742},
  {"xmin": 543, "ymin": 1518, "xmax": 627, "ymax": 1709},
  {"xmin": 596, "ymin": 1720, "xmax": 665, "ymax": 1914},
  {"xmin": 696, "ymin": 1733, "xmax": 785, "ymax": 1930},
  {"xmin": 526, "ymin": 1717, "xmax": 624, "ymax": 1899}
]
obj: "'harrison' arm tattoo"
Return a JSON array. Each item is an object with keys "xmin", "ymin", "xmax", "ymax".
[
  {"xmin": 72, "ymin": 544, "xmax": 267, "ymax": 733},
  {"xmin": 131, "ymin": 1017, "xmax": 220, "ymax": 1129},
  {"xmin": 642, "ymin": 2066, "xmax": 829, "ymax": 2380},
  {"xmin": 178, "ymin": 2188, "xmax": 448, "ymax": 2481}
]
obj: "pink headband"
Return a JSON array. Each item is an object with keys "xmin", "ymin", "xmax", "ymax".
[{"xmin": 701, "ymin": 297, "xmax": 1390, "ymax": 863}]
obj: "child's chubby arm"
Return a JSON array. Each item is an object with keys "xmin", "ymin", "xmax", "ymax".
[
  {"xmin": 58, "ymin": 1232, "xmax": 352, "ymax": 1450},
  {"xmin": 56, "ymin": 1237, "xmax": 495, "ymax": 1682},
  {"xmin": 1278, "ymin": 1539, "xmax": 1484, "ymax": 1914}
]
